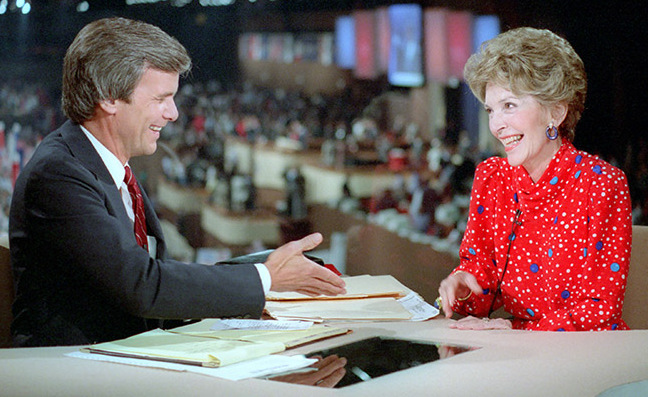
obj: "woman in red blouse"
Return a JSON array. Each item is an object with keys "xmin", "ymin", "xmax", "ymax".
[{"xmin": 437, "ymin": 27, "xmax": 632, "ymax": 331}]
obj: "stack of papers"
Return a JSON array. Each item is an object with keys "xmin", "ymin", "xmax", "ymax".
[
  {"xmin": 264, "ymin": 274, "xmax": 439, "ymax": 322},
  {"xmin": 266, "ymin": 274, "xmax": 410, "ymax": 301},
  {"xmin": 68, "ymin": 350, "xmax": 317, "ymax": 381},
  {"xmin": 83, "ymin": 329, "xmax": 284, "ymax": 367},
  {"xmin": 82, "ymin": 319, "xmax": 349, "ymax": 368},
  {"xmin": 170, "ymin": 318, "xmax": 349, "ymax": 349}
]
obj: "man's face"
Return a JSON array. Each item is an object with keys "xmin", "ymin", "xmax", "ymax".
[{"xmin": 113, "ymin": 68, "xmax": 179, "ymax": 161}]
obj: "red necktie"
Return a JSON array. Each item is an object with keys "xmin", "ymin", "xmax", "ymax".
[{"xmin": 124, "ymin": 165, "xmax": 148, "ymax": 250}]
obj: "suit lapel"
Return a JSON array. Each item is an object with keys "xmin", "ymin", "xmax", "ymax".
[
  {"xmin": 58, "ymin": 121, "xmax": 166, "ymax": 257},
  {"xmin": 59, "ymin": 123, "xmax": 126, "ymax": 219},
  {"xmin": 58, "ymin": 121, "xmax": 114, "ymax": 184}
]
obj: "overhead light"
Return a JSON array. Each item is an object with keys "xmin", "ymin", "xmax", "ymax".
[
  {"xmin": 171, "ymin": 0, "xmax": 192, "ymax": 6},
  {"xmin": 199, "ymin": 0, "xmax": 235, "ymax": 6},
  {"xmin": 76, "ymin": 1, "xmax": 89, "ymax": 12}
]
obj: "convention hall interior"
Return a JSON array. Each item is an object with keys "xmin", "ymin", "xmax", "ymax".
[{"xmin": 1, "ymin": 0, "xmax": 647, "ymax": 304}]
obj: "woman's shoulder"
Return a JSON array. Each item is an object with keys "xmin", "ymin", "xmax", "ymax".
[
  {"xmin": 475, "ymin": 155, "xmax": 511, "ymax": 176},
  {"xmin": 470, "ymin": 156, "xmax": 512, "ymax": 187},
  {"xmin": 570, "ymin": 146, "xmax": 627, "ymax": 181}
]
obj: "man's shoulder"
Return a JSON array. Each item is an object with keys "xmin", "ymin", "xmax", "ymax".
[
  {"xmin": 25, "ymin": 130, "xmax": 74, "ymax": 171},
  {"xmin": 20, "ymin": 122, "xmax": 95, "ymax": 184}
]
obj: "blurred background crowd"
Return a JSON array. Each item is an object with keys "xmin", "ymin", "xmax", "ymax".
[{"xmin": 2, "ymin": 76, "xmax": 647, "ymax": 251}]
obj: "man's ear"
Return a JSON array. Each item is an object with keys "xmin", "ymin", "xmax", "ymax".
[
  {"xmin": 551, "ymin": 102, "xmax": 568, "ymax": 128},
  {"xmin": 98, "ymin": 98, "xmax": 118, "ymax": 115}
]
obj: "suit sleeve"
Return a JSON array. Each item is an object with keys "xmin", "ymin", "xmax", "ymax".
[{"xmin": 20, "ymin": 155, "xmax": 265, "ymax": 320}]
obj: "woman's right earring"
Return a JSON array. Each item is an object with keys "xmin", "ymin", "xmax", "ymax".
[{"xmin": 546, "ymin": 123, "xmax": 559, "ymax": 140}]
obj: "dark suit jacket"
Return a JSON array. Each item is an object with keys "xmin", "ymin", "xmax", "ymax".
[{"xmin": 10, "ymin": 121, "xmax": 265, "ymax": 346}]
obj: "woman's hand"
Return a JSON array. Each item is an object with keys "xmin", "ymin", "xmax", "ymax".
[
  {"xmin": 449, "ymin": 315, "xmax": 512, "ymax": 330},
  {"xmin": 438, "ymin": 271, "xmax": 483, "ymax": 318}
]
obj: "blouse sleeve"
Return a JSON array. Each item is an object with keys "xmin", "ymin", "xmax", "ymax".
[
  {"xmin": 529, "ymin": 164, "xmax": 632, "ymax": 331},
  {"xmin": 451, "ymin": 159, "xmax": 507, "ymax": 317}
]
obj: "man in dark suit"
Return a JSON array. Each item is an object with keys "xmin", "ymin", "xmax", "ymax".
[{"xmin": 9, "ymin": 17, "xmax": 345, "ymax": 347}]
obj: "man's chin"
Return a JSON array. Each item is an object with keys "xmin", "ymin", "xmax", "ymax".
[
  {"xmin": 146, "ymin": 141, "xmax": 158, "ymax": 155},
  {"xmin": 132, "ymin": 144, "xmax": 157, "ymax": 159}
]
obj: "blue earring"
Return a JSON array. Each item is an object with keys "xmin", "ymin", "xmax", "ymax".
[{"xmin": 546, "ymin": 122, "xmax": 559, "ymax": 140}]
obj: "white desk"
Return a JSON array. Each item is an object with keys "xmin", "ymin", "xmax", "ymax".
[{"xmin": 1, "ymin": 319, "xmax": 647, "ymax": 397}]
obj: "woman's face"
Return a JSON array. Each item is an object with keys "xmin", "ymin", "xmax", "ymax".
[{"xmin": 484, "ymin": 83, "xmax": 562, "ymax": 182}]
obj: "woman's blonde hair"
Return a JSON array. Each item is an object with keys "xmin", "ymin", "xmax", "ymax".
[{"xmin": 464, "ymin": 27, "xmax": 587, "ymax": 141}]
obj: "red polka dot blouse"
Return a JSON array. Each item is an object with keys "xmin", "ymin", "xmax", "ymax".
[{"xmin": 452, "ymin": 141, "xmax": 632, "ymax": 331}]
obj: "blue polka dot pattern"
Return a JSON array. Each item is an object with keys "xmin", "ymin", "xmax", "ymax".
[
  {"xmin": 592, "ymin": 165, "xmax": 602, "ymax": 174},
  {"xmin": 456, "ymin": 142, "xmax": 631, "ymax": 331}
]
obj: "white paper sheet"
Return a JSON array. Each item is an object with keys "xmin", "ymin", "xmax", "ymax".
[
  {"xmin": 398, "ymin": 292, "xmax": 439, "ymax": 321},
  {"xmin": 66, "ymin": 351, "xmax": 316, "ymax": 381},
  {"xmin": 209, "ymin": 319, "xmax": 314, "ymax": 331}
]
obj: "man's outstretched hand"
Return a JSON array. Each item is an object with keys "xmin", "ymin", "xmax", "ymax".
[{"xmin": 265, "ymin": 233, "xmax": 346, "ymax": 296}]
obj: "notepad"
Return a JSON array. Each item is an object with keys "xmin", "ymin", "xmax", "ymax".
[
  {"xmin": 82, "ymin": 320, "xmax": 350, "ymax": 368},
  {"xmin": 82, "ymin": 329, "xmax": 286, "ymax": 367}
]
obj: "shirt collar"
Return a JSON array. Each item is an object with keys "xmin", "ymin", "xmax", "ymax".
[
  {"xmin": 79, "ymin": 125, "xmax": 126, "ymax": 188},
  {"xmin": 512, "ymin": 141, "xmax": 575, "ymax": 200}
]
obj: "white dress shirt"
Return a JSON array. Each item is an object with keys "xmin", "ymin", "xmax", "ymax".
[{"xmin": 78, "ymin": 125, "xmax": 271, "ymax": 293}]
